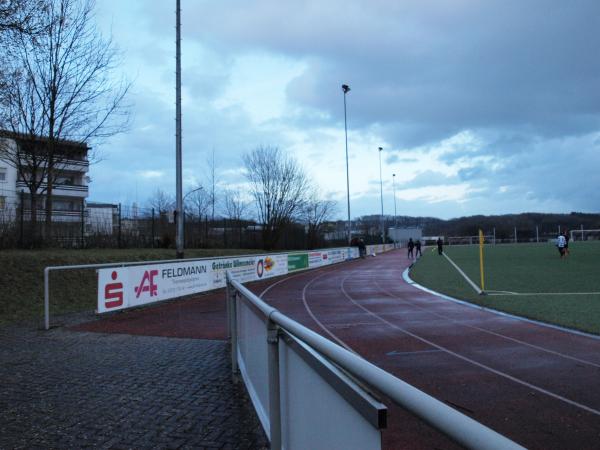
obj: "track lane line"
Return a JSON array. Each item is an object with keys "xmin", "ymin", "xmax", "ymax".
[
  {"xmin": 338, "ymin": 274, "xmax": 600, "ymax": 418},
  {"xmin": 256, "ymin": 261, "xmax": 358, "ymax": 352},
  {"xmin": 372, "ymin": 280, "xmax": 600, "ymax": 370}
]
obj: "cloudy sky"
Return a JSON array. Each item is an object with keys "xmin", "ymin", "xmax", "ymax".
[{"xmin": 91, "ymin": 0, "xmax": 600, "ymax": 220}]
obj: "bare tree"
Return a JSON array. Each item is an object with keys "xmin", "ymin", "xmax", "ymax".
[
  {"xmin": 302, "ymin": 190, "xmax": 337, "ymax": 248},
  {"xmin": 206, "ymin": 148, "xmax": 217, "ymax": 221},
  {"xmin": 222, "ymin": 189, "xmax": 248, "ymax": 222},
  {"xmin": 0, "ymin": 0, "xmax": 130, "ymax": 240},
  {"xmin": 0, "ymin": 0, "xmax": 46, "ymax": 35},
  {"xmin": 243, "ymin": 146, "xmax": 309, "ymax": 250},
  {"xmin": 147, "ymin": 188, "xmax": 173, "ymax": 216},
  {"xmin": 184, "ymin": 184, "xmax": 210, "ymax": 219}
]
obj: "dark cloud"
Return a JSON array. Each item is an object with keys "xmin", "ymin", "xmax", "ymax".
[
  {"xmin": 91, "ymin": 0, "xmax": 600, "ymax": 218},
  {"xmin": 183, "ymin": 0, "xmax": 600, "ymax": 147}
]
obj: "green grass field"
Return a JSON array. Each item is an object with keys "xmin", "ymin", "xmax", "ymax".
[
  {"xmin": 0, "ymin": 248, "xmax": 261, "ymax": 326},
  {"xmin": 410, "ymin": 242, "xmax": 600, "ymax": 334}
]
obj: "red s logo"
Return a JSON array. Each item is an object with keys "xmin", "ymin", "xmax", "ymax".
[
  {"xmin": 135, "ymin": 270, "xmax": 159, "ymax": 298},
  {"xmin": 105, "ymin": 271, "xmax": 123, "ymax": 309}
]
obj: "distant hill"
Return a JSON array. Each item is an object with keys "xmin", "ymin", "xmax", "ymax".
[{"xmin": 351, "ymin": 212, "xmax": 600, "ymax": 241}]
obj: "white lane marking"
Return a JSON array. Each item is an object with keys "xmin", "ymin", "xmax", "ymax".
[
  {"xmin": 339, "ymin": 275, "xmax": 600, "ymax": 417},
  {"xmin": 386, "ymin": 349, "xmax": 443, "ymax": 356},
  {"xmin": 442, "ymin": 252, "xmax": 482, "ymax": 294},
  {"xmin": 373, "ymin": 281, "xmax": 600, "ymax": 370},
  {"xmin": 300, "ymin": 271, "xmax": 356, "ymax": 353},
  {"xmin": 257, "ymin": 261, "xmax": 357, "ymax": 353},
  {"xmin": 403, "ymin": 267, "xmax": 600, "ymax": 342}
]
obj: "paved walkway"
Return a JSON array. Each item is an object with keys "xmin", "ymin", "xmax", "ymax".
[{"xmin": 0, "ymin": 322, "xmax": 267, "ymax": 449}]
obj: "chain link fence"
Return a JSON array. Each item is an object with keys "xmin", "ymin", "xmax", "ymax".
[{"xmin": 0, "ymin": 201, "xmax": 322, "ymax": 250}]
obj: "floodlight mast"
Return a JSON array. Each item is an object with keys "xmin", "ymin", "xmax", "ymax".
[
  {"xmin": 378, "ymin": 147, "xmax": 384, "ymax": 244},
  {"xmin": 175, "ymin": 0, "xmax": 184, "ymax": 258},
  {"xmin": 392, "ymin": 173, "xmax": 397, "ymax": 227},
  {"xmin": 342, "ymin": 84, "xmax": 351, "ymax": 245}
]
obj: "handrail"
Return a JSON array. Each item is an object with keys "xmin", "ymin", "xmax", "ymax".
[
  {"xmin": 42, "ymin": 246, "xmax": 353, "ymax": 330},
  {"xmin": 227, "ymin": 272, "xmax": 526, "ymax": 450}
]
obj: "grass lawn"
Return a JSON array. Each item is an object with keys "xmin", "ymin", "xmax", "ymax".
[
  {"xmin": 0, "ymin": 248, "xmax": 261, "ymax": 326},
  {"xmin": 410, "ymin": 242, "xmax": 600, "ymax": 334}
]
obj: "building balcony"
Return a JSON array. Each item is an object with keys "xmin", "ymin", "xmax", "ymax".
[
  {"xmin": 16, "ymin": 157, "xmax": 89, "ymax": 173},
  {"xmin": 21, "ymin": 209, "xmax": 88, "ymax": 222},
  {"xmin": 16, "ymin": 181, "xmax": 89, "ymax": 198}
]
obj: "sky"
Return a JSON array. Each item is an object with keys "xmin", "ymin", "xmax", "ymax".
[{"xmin": 91, "ymin": 0, "xmax": 600, "ymax": 220}]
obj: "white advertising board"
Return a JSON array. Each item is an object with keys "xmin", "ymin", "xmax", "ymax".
[
  {"xmin": 308, "ymin": 251, "xmax": 328, "ymax": 268},
  {"xmin": 98, "ymin": 254, "xmax": 289, "ymax": 313},
  {"xmin": 97, "ymin": 246, "xmax": 384, "ymax": 314},
  {"xmin": 97, "ymin": 260, "xmax": 211, "ymax": 313}
]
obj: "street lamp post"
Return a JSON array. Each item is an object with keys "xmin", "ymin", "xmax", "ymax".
[
  {"xmin": 392, "ymin": 173, "xmax": 397, "ymax": 227},
  {"xmin": 342, "ymin": 84, "xmax": 351, "ymax": 245},
  {"xmin": 378, "ymin": 147, "xmax": 384, "ymax": 244}
]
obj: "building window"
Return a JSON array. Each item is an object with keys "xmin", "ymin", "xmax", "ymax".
[
  {"xmin": 0, "ymin": 196, "xmax": 5, "ymax": 210},
  {"xmin": 0, "ymin": 168, "xmax": 6, "ymax": 182}
]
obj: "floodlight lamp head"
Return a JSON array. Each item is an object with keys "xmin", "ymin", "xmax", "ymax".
[
  {"xmin": 342, "ymin": 84, "xmax": 350, "ymax": 93},
  {"xmin": 378, "ymin": 147, "xmax": 383, "ymax": 151}
]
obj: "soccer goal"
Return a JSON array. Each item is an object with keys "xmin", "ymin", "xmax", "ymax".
[
  {"xmin": 570, "ymin": 229, "xmax": 600, "ymax": 241},
  {"xmin": 447, "ymin": 235, "xmax": 495, "ymax": 245}
]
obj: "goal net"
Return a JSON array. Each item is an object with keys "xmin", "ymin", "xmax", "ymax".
[
  {"xmin": 570, "ymin": 229, "xmax": 600, "ymax": 241},
  {"xmin": 447, "ymin": 235, "xmax": 495, "ymax": 245}
]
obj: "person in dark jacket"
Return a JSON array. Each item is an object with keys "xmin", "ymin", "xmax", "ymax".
[
  {"xmin": 408, "ymin": 238, "xmax": 415, "ymax": 259},
  {"xmin": 437, "ymin": 237, "xmax": 443, "ymax": 255},
  {"xmin": 415, "ymin": 239, "xmax": 422, "ymax": 257}
]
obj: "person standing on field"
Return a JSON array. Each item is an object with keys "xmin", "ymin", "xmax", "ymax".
[
  {"xmin": 407, "ymin": 238, "xmax": 415, "ymax": 259},
  {"xmin": 437, "ymin": 237, "xmax": 444, "ymax": 255},
  {"xmin": 564, "ymin": 229, "xmax": 570, "ymax": 256},
  {"xmin": 415, "ymin": 239, "xmax": 422, "ymax": 257},
  {"xmin": 557, "ymin": 233, "xmax": 567, "ymax": 258}
]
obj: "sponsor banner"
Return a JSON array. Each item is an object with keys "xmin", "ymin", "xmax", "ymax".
[
  {"xmin": 327, "ymin": 248, "xmax": 345, "ymax": 264},
  {"xmin": 308, "ymin": 251, "xmax": 328, "ymax": 268},
  {"xmin": 288, "ymin": 253, "xmax": 309, "ymax": 271},
  {"xmin": 98, "ymin": 261, "xmax": 211, "ymax": 313},
  {"xmin": 98, "ymin": 247, "xmax": 366, "ymax": 314},
  {"xmin": 256, "ymin": 254, "xmax": 288, "ymax": 280},
  {"xmin": 211, "ymin": 256, "xmax": 259, "ymax": 288}
]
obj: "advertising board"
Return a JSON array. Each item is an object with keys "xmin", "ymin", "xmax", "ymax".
[
  {"xmin": 97, "ymin": 246, "xmax": 387, "ymax": 314},
  {"xmin": 97, "ymin": 260, "xmax": 211, "ymax": 313},
  {"xmin": 288, "ymin": 253, "xmax": 309, "ymax": 271}
]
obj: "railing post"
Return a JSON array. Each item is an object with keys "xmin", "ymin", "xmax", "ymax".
[
  {"xmin": 44, "ymin": 267, "xmax": 50, "ymax": 330},
  {"xmin": 226, "ymin": 281, "xmax": 239, "ymax": 374},
  {"xmin": 267, "ymin": 319, "xmax": 282, "ymax": 450}
]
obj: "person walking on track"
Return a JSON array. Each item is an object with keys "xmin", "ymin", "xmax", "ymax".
[{"xmin": 408, "ymin": 238, "xmax": 415, "ymax": 259}]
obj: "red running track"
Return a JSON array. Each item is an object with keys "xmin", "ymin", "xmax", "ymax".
[{"xmin": 75, "ymin": 250, "xmax": 600, "ymax": 449}]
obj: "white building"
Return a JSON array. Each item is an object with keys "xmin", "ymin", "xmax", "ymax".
[
  {"xmin": 0, "ymin": 132, "xmax": 89, "ymax": 221},
  {"xmin": 86, "ymin": 202, "xmax": 118, "ymax": 233}
]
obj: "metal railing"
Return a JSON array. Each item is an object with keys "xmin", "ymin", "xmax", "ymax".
[{"xmin": 226, "ymin": 272, "xmax": 526, "ymax": 450}]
